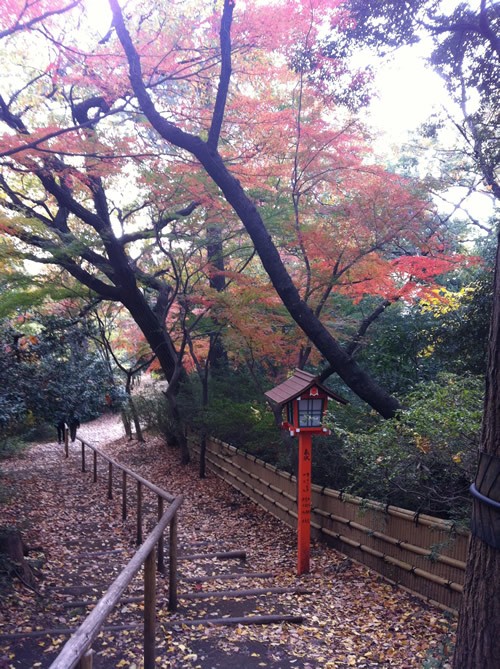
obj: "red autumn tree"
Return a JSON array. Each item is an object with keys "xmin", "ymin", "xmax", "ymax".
[{"xmin": 0, "ymin": 0, "xmax": 471, "ymax": 426}]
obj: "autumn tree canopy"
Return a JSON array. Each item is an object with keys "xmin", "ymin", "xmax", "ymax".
[
  {"xmin": 0, "ymin": 0, "xmax": 473, "ymax": 422},
  {"xmin": 0, "ymin": 4, "xmax": 497, "ymax": 664}
]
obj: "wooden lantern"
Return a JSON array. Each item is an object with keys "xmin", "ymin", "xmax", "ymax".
[{"xmin": 265, "ymin": 369, "xmax": 347, "ymax": 574}]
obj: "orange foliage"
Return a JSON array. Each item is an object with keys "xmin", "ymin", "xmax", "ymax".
[{"xmin": 0, "ymin": 0, "xmax": 476, "ymax": 377}]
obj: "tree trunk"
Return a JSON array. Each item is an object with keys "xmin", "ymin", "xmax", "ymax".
[
  {"xmin": 129, "ymin": 397, "xmax": 144, "ymax": 442},
  {"xmin": 112, "ymin": 5, "xmax": 401, "ymax": 419},
  {"xmin": 120, "ymin": 289, "xmax": 179, "ymax": 382},
  {"xmin": 199, "ymin": 373, "xmax": 210, "ymax": 479},
  {"xmin": 121, "ymin": 410, "xmax": 132, "ymax": 439},
  {"xmin": 206, "ymin": 222, "xmax": 229, "ymax": 371},
  {"xmin": 199, "ymin": 430, "xmax": 207, "ymax": 479},
  {"xmin": 453, "ymin": 230, "xmax": 500, "ymax": 668},
  {"xmin": 454, "ymin": 539, "xmax": 500, "ymax": 667},
  {"xmin": 197, "ymin": 147, "xmax": 401, "ymax": 417},
  {"xmin": 0, "ymin": 528, "xmax": 36, "ymax": 589},
  {"xmin": 121, "ymin": 289, "xmax": 191, "ymax": 457},
  {"xmin": 164, "ymin": 377, "xmax": 190, "ymax": 465}
]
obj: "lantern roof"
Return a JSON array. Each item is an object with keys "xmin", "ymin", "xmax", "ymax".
[{"xmin": 264, "ymin": 369, "xmax": 348, "ymax": 408}]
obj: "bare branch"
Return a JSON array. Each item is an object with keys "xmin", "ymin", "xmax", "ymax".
[{"xmin": 0, "ymin": 1, "xmax": 81, "ymax": 39}]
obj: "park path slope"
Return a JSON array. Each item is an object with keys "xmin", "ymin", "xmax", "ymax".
[{"xmin": 0, "ymin": 415, "xmax": 455, "ymax": 668}]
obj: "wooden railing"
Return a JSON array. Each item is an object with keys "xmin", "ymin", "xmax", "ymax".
[{"xmin": 51, "ymin": 432, "xmax": 183, "ymax": 669}]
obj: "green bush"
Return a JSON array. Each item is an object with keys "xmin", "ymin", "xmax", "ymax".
[
  {"xmin": 132, "ymin": 368, "xmax": 481, "ymax": 521},
  {"xmin": 0, "ymin": 435, "xmax": 29, "ymax": 460},
  {"xmin": 130, "ymin": 391, "xmax": 174, "ymax": 437},
  {"xmin": 0, "ymin": 316, "xmax": 113, "ymax": 435},
  {"xmin": 331, "ymin": 373, "xmax": 483, "ymax": 520},
  {"xmin": 203, "ymin": 398, "xmax": 281, "ymax": 457}
]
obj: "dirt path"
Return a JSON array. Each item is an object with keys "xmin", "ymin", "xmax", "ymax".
[{"xmin": 0, "ymin": 415, "xmax": 455, "ymax": 668}]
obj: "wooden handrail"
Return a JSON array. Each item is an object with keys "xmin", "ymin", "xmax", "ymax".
[
  {"xmin": 76, "ymin": 436, "xmax": 176, "ymax": 502},
  {"xmin": 49, "ymin": 433, "xmax": 183, "ymax": 669},
  {"xmin": 49, "ymin": 495, "xmax": 183, "ymax": 669}
]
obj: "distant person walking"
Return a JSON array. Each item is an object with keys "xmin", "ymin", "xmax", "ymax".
[
  {"xmin": 68, "ymin": 414, "xmax": 80, "ymax": 442},
  {"xmin": 56, "ymin": 419, "xmax": 66, "ymax": 444}
]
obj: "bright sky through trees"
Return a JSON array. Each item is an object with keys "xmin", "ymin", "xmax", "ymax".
[
  {"xmin": 80, "ymin": 0, "xmax": 493, "ymax": 223},
  {"xmin": 369, "ymin": 46, "xmax": 446, "ymax": 141},
  {"xmin": 361, "ymin": 3, "xmax": 496, "ymax": 223},
  {"xmin": 365, "ymin": 50, "xmax": 495, "ymax": 222}
]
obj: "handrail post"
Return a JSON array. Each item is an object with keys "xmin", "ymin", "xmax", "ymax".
[
  {"xmin": 54, "ymin": 438, "xmax": 183, "ymax": 669},
  {"xmin": 144, "ymin": 547, "xmax": 156, "ymax": 669},
  {"xmin": 157, "ymin": 496, "xmax": 164, "ymax": 574},
  {"xmin": 137, "ymin": 481, "xmax": 143, "ymax": 545},
  {"xmin": 108, "ymin": 461, "xmax": 113, "ymax": 500},
  {"xmin": 122, "ymin": 471, "xmax": 127, "ymax": 521},
  {"xmin": 168, "ymin": 512, "xmax": 178, "ymax": 611},
  {"xmin": 76, "ymin": 648, "xmax": 93, "ymax": 668}
]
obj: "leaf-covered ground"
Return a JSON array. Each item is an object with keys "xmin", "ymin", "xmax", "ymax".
[{"xmin": 0, "ymin": 415, "xmax": 456, "ymax": 668}]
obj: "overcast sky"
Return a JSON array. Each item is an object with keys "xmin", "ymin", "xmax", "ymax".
[{"xmin": 365, "ymin": 44, "xmax": 495, "ymax": 224}]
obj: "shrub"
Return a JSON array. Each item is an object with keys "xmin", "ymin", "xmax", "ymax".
[
  {"xmin": 203, "ymin": 398, "xmax": 280, "ymax": 457},
  {"xmin": 331, "ymin": 373, "xmax": 483, "ymax": 520},
  {"xmin": 130, "ymin": 391, "xmax": 173, "ymax": 437},
  {"xmin": 0, "ymin": 436, "xmax": 28, "ymax": 460}
]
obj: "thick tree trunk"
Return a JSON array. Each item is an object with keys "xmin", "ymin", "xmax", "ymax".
[
  {"xmin": 112, "ymin": 4, "xmax": 401, "ymax": 419},
  {"xmin": 120, "ymin": 288, "xmax": 191, "ymax": 459},
  {"xmin": 197, "ymin": 148, "xmax": 400, "ymax": 418},
  {"xmin": 120, "ymin": 289, "xmax": 179, "ymax": 382},
  {"xmin": 453, "ymin": 231, "xmax": 500, "ymax": 668},
  {"xmin": 454, "ymin": 539, "xmax": 500, "ymax": 667},
  {"xmin": 0, "ymin": 528, "xmax": 36, "ymax": 589}
]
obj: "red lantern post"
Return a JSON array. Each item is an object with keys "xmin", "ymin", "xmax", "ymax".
[
  {"xmin": 297, "ymin": 431, "xmax": 312, "ymax": 574},
  {"xmin": 265, "ymin": 370, "xmax": 347, "ymax": 575}
]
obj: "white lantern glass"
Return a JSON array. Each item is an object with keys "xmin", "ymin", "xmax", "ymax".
[{"xmin": 297, "ymin": 399, "xmax": 323, "ymax": 427}]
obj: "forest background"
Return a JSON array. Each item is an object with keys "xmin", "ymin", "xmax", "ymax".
[{"xmin": 0, "ymin": 1, "xmax": 498, "ymax": 666}]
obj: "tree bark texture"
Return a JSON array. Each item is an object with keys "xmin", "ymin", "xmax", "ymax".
[
  {"xmin": 454, "ymin": 538, "xmax": 500, "ymax": 667},
  {"xmin": 453, "ymin": 230, "xmax": 500, "ymax": 668},
  {"xmin": 0, "ymin": 528, "xmax": 36, "ymax": 588}
]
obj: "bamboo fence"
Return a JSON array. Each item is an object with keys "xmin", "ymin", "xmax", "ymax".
[{"xmin": 187, "ymin": 433, "xmax": 469, "ymax": 612}]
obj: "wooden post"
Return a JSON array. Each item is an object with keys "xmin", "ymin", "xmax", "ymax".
[
  {"xmin": 81, "ymin": 441, "xmax": 86, "ymax": 473},
  {"xmin": 157, "ymin": 496, "xmax": 164, "ymax": 574},
  {"xmin": 144, "ymin": 547, "xmax": 156, "ymax": 669},
  {"xmin": 297, "ymin": 431, "xmax": 312, "ymax": 575},
  {"xmin": 122, "ymin": 471, "xmax": 127, "ymax": 521},
  {"xmin": 64, "ymin": 425, "xmax": 69, "ymax": 458},
  {"xmin": 137, "ymin": 481, "xmax": 143, "ymax": 545},
  {"xmin": 76, "ymin": 648, "xmax": 94, "ymax": 669},
  {"xmin": 93, "ymin": 450, "xmax": 97, "ymax": 483},
  {"xmin": 108, "ymin": 461, "xmax": 113, "ymax": 500},
  {"xmin": 168, "ymin": 512, "xmax": 178, "ymax": 611}
]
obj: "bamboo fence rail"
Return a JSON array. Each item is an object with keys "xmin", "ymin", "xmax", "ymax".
[{"xmin": 187, "ymin": 433, "xmax": 469, "ymax": 612}]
